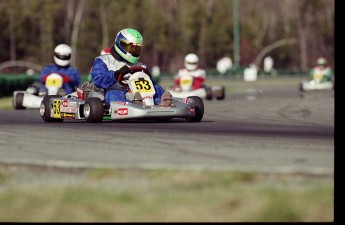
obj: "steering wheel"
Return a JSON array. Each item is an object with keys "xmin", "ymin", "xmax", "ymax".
[
  {"xmin": 129, "ymin": 66, "xmax": 151, "ymax": 76},
  {"xmin": 118, "ymin": 66, "xmax": 151, "ymax": 87}
]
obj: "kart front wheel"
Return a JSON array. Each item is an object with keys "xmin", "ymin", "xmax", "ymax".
[
  {"xmin": 216, "ymin": 86, "xmax": 226, "ymax": 100},
  {"xmin": 40, "ymin": 95, "xmax": 64, "ymax": 122},
  {"xmin": 12, "ymin": 92, "xmax": 26, "ymax": 110},
  {"xmin": 84, "ymin": 97, "xmax": 104, "ymax": 123},
  {"xmin": 186, "ymin": 96, "xmax": 204, "ymax": 122},
  {"xmin": 205, "ymin": 87, "xmax": 213, "ymax": 100}
]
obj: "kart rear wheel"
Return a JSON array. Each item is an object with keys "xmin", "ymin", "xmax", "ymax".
[
  {"xmin": 299, "ymin": 82, "xmax": 305, "ymax": 92},
  {"xmin": 84, "ymin": 97, "xmax": 104, "ymax": 123},
  {"xmin": 40, "ymin": 95, "xmax": 64, "ymax": 122},
  {"xmin": 12, "ymin": 92, "xmax": 26, "ymax": 110},
  {"xmin": 332, "ymin": 80, "xmax": 335, "ymax": 91},
  {"xmin": 215, "ymin": 86, "xmax": 226, "ymax": 100},
  {"xmin": 205, "ymin": 87, "xmax": 213, "ymax": 100},
  {"xmin": 185, "ymin": 96, "xmax": 204, "ymax": 122},
  {"xmin": 157, "ymin": 118, "xmax": 172, "ymax": 122},
  {"xmin": 57, "ymin": 88, "xmax": 67, "ymax": 96}
]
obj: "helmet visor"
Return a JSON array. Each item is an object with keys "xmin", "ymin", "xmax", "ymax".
[
  {"xmin": 120, "ymin": 39, "xmax": 143, "ymax": 57},
  {"xmin": 54, "ymin": 53, "xmax": 71, "ymax": 60}
]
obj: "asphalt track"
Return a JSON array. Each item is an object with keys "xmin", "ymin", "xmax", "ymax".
[{"xmin": 0, "ymin": 80, "xmax": 334, "ymax": 175}]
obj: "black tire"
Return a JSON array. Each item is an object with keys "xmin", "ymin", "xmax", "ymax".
[
  {"xmin": 84, "ymin": 97, "xmax": 104, "ymax": 123},
  {"xmin": 157, "ymin": 117, "xmax": 172, "ymax": 122},
  {"xmin": 57, "ymin": 88, "xmax": 67, "ymax": 96},
  {"xmin": 332, "ymin": 80, "xmax": 335, "ymax": 91},
  {"xmin": 216, "ymin": 86, "xmax": 226, "ymax": 100},
  {"xmin": 12, "ymin": 92, "xmax": 26, "ymax": 110},
  {"xmin": 185, "ymin": 96, "xmax": 204, "ymax": 122},
  {"xmin": 40, "ymin": 95, "xmax": 64, "ymax": 122},
  {"xmin": 205, "ymin": 87, "xmax": 213, "ymax": 100}
]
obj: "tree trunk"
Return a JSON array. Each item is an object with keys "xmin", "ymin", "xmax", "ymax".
[
  {"xmin": 71, "ymin": 0, "xmax": 85, "ymax": 67},
  {"xmin": 65, "ymin": 0, "xmax": 74, "ymax": 44},
  {"xmin": 99, "ymin": 1, "xmax": 109, "ymax": 49},
  {"xmin": 9, "ymin": 12, "xmax": 16, "ymax": 61}
]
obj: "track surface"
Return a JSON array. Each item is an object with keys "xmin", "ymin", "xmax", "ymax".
[{"xmin": 0, "ymin": 81, "xmax": 334, "ymax": 174}]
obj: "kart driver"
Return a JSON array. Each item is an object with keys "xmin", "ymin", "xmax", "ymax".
[
  {"xmin": 86, "ymin": 47, "xmax": 112, "ymax": 81},
  {"xmin": 90, "ymin": 28, "xmax": 172, "ymax": 107},
  {"xmin": 309, "ymin": 57, "xmax": 334, "ymax": 82},
  {"xmin": 174, "ymin": 53, "xmax": 206, "ymax": 90},
  {"xmin": 39, "ymin": 44, "xmax": 81, "ymax": 95}
]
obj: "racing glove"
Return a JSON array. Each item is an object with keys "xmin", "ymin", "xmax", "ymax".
[{"xmin": 114, "ymin": 66, "xmax": 132, "ymax": 82}]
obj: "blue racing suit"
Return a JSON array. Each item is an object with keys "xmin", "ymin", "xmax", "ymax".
[
  {"xmin": 90, "ymin": 54, "xmax": 165, "ymax": 107},
  {"xmin": 40, "ymin": 64, "xmax": 81, "ymax": 94}
]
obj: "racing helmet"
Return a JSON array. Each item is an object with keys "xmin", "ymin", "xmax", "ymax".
[
  {"xmin": 317, "ymin": 57, "xmax": 327, "ymax": 66},
  {"xmin": 54, "ymin": 44, "xmax": 72, "ymax": 67},
  {"xmin": 184, "ymin": 53, "xmax": 199, "ymax": 71},
  {"xmin": 114, "ymin": 28, "xmax": 144, "ymax": 64}
]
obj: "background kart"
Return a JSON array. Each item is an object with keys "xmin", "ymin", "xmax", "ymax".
[
  {"xmin": 299, "ymin": 72, "xmax": 334, "ymax": 92},
  {"xmin": 40, "ymin": 67, "xmax": 204, "ymax": 123},
  {"xmin": 12, "ymin": 73, "xmax": 70, "ymax": 109},
  {"xmin": 167, "ymin": 75, "xmax": 225, "ymax": 100},
  {"xmin": 299, "ymin": 78, "xmax": 334, "ymax": 92},
  {"xmin": 299, "ymin": 80, "xmax": 334, "ymax": 92}
]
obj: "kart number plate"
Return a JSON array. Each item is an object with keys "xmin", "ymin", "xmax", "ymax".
[
  {"xmin": 53, "ymin": 100, "xmax": 62, "ymax": 118},
  {"xmin": 313, "ymin": 74, "xmax": 323, "ymax": 81},
  {"xmin": 46, "ymin": 76, "xmax": 63, "ymax": 87},
  {"xmin": 181, "ymin": 79, "xmax": 192, "ymax": 85},
  {"xmin": 131, "ymin": 78, "xmax": 153, "ymax": 93}
]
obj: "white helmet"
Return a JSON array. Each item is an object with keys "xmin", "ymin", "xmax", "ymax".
[
  {"xmin": 184, "ymin": 53, "xmax": 199, "ymax": 71},
  {"xmin": 317, "ymin": 57, "xmax": 327, "ymax": 65},
  {"xmin": 54, "ymin": 44, "xmax": 72, "ymax": 67}
]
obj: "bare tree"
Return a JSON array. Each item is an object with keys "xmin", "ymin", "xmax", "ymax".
[
  {"xmin": 65, "ymin": 0, "xmax": 74, "ymax": 44},
  {"xmin": 71, "ymin": 0, "xmax": 85, "ymax": 67},
  {"xmin": 99, "ymin": 0, "xmax": 109, "ymax": 49},
  {"xmin": 5, "ymin": 0, "xmax": 19, "ymax": 61}
]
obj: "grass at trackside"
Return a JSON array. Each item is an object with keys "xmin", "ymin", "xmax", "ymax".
[
  {"xmin": 0, "ymin": 166, "xmax": 333, "ymax": 222},
  {"xmin": 0, "ymin": 97, "xmax": 12, "ymax": 110}
]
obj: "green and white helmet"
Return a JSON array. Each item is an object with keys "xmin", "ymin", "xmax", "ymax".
[{"xmin": 114, "ymin": 28, "xmax": 144, "ymax": 64}]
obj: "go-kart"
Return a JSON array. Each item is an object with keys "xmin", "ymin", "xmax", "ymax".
[
  {"xmin": 299, "ymin": 74, "xmax": 334, "ymax": 92},
  {"xmin": 12, "ymin": 73, "xmax": 69, "ymax": 109},
  {"xmin": 39, "ymin": 66, "xmax": 204, "ymax": 123},
  {"xmin": 167, "ymin": 75, "xmax": 225, "ymax": 100}
]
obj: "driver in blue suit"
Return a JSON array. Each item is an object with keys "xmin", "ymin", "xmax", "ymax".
[
  {"xmin": 90, "ymin": 28, "xmax": 172, "ymax": 107},
  {"xmin": 39, "ymin": 44, "xmax": 81, "ymax": 95}
]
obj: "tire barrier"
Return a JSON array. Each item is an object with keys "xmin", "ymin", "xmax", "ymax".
[
  {"xmin": 0, "ymin": 74, "xmax": 40, "ymax": 97},
  {"xmin": 0, "ymin": 74, "xmax": 89, "ymax": 97}
]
